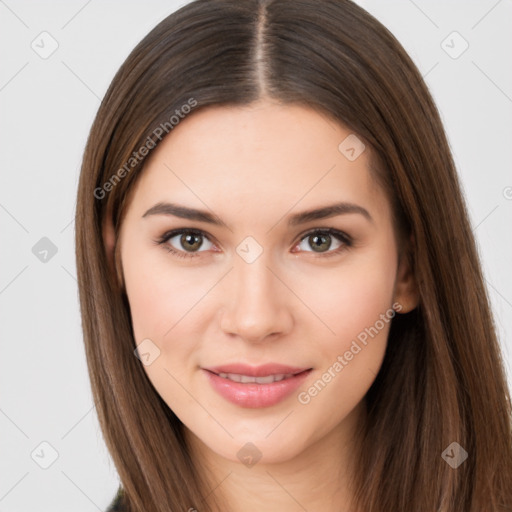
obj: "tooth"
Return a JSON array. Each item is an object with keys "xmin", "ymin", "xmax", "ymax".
[
  {"xmin": 216, "ymin": 372, "xmax": 296, "ymax": 383},
  {"xmin": 255, "ymin": 375, "xmax": 277, "ymax": 384},
  {"xmin": 239, "ymin": 374, "xmax": 256, "ymax": 383}
]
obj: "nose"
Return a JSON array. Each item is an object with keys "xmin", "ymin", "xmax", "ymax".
[{"xmin": 219, "ymin": 253, "xmax": 293, "ymax": 344}]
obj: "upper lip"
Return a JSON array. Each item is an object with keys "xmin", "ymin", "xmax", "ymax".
[{"xmin": 204, "ymin": 363, "xmax": 311, "ymax": 377}]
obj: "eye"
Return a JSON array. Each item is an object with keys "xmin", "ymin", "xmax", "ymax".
[
  {"xmin": 154, "ymin": 229, "xmax": 215, "ymax": 259},
  {"xmin": 293, "ymin": 228, "xmax": 352, "ymax": 257},
  {"xmin": 154, "ymin": 227, "xmax": 352, "ymax": 260}
]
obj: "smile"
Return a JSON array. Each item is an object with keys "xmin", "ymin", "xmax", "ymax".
[{"xmin": 216, "ymin": 372, "xmax": 295, "ymax": 384}]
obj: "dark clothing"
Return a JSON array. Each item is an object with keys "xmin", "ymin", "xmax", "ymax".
[{"xmin": 106, "ymin": 487, "xmax": 125, "ymax": 512}]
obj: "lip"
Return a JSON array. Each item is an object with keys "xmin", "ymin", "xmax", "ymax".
[{"xmin": 202, "ymin": 364, "xmax": 312, "ymax": 408}]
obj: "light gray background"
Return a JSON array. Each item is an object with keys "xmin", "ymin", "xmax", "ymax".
[{"xmin": 1, "ymin": 1, "xmax": 511, "ymax": 511}]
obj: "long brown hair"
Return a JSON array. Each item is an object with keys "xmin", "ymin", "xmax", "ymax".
[{"xmin": 75, "ymin": 1, "xmax": 512, "ymax": 510}]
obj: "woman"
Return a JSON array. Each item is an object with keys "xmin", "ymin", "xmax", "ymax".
[{"xmin": 75, "ymin": 0, "xmax": 512, "ymax": 510}]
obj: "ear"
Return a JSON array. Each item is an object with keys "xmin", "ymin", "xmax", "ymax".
[
  {"xmin": 393, "ymin": 234, "xmax": 419, "ymax": 314},
  {"xmin": 102, "ymin": 208, "xmax": 125, "ymax": 290}
]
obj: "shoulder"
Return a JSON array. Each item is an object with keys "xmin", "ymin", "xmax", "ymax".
[{"xmin": 105, "ymin": 486, "xmax": 126, "ymax": 512}]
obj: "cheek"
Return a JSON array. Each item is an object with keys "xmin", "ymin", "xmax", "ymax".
[
  {"xmin": 297, "ymin": 251, "xmax": 396, "ymax": 345},
  {"xmin": 122, "ymin": 247, "xmax": 209, "ymax": 403},
  {"xmin": 123, "ymin": 241, "xmax": 210, "ymax": 342},
  {"xmin": 294, "ymin": 262, "xmax": 396, "ymax": 416}
]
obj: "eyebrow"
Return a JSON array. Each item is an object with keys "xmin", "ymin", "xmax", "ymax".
[{"xmin": 142, "ymin": 201, "xmax": 373, "ymax": 227}]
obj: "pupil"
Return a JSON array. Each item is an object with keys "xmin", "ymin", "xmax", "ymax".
[
  {"xmin": 182, "ymin": 233, "xmax": 201, "ymax": 251},
  {"xmin": 311, "ymin": 234, "xmax": 331, "ymax": 252}
]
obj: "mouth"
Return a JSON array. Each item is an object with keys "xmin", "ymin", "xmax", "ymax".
[{"xmin": 202, "ymin": 364, "xmax": 313, "ymax": 408}]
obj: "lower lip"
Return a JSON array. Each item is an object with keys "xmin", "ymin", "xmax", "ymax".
[{"xmin": 203, "ymin": 369, "xmax": 312, "ymax": 408}]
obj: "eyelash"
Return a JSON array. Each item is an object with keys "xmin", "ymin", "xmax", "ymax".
[{"xmin": 153, "ymin": 227, "xmax": 353, "ymax": 260}]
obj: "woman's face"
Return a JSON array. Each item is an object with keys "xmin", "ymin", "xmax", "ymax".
[{"xmin": 113, "ymin": 100, "xmax": 416, "ymax": 466}]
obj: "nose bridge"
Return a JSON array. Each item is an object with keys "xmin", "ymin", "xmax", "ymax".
[
  {"xmin": 235, "ymin": 251, "xmax": 274, "ymax": 304},
  {"xmin": 219, "ymin": 247, "xmax": 291, "ymax": 342}
]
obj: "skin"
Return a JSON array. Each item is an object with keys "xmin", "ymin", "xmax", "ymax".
[{"xmin": 104, "ymin": 99, "xmax": 418, "ymax": 512}]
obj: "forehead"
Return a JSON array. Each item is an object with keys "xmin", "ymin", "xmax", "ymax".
[{"xmin": 125, "ymin": 101, "xmax": 388, "ymax": 226}]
